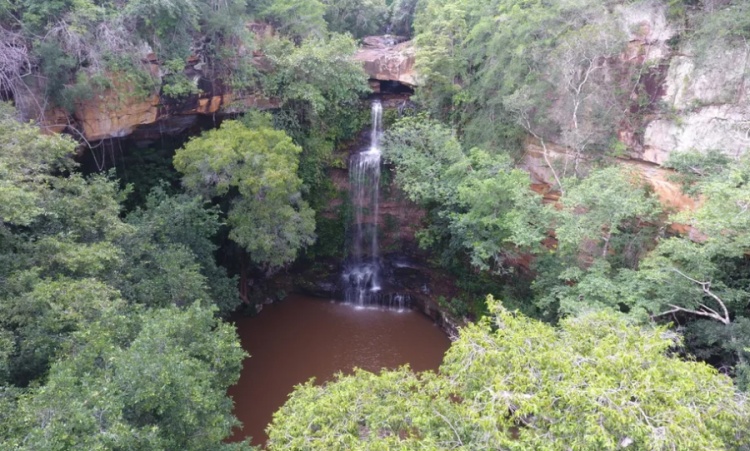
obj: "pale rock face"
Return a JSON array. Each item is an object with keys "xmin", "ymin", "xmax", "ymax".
[
  {"xmin": 520, "ymin": 138, "xmax": 697, "ymax": 212},
  {"xmin": 354, "ymin": 37, "xmax": 417, "ymax": 87},
  {"xmin": 76, "ymin": 92, "xmax": 160, "ymax": 142},
  {"xmin": 644, "ymin": 105, "xmax": 750, "ymax": 164},
  {"xmin": 663, "ymin": 47, "xmax": 749, "ymax": 110},
  {"xmin": 643, "ymin": 41, "xmax": 750, "ymax": 164},
  {"xmin": 617, "ymin": 0, "xmax": 674, "ymax": 62}
]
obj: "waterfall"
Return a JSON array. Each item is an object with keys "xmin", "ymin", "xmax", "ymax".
[{"xmin": 342, "ymin": 101, "xmax": 385, "ymax": 307}]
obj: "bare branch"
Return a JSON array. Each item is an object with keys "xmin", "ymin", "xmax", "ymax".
[{"xmin": 653, "ymin": 269, "xmax": 731, "ymax": 325}]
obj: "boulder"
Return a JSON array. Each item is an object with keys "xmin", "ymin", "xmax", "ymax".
[{"xmin": 354, "ymin": 36, "xmax": 417, "ymax": 87}]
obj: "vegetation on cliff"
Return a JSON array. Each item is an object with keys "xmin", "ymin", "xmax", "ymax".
[
  {"xmin": 379, "ymin": 0, "xmax": 750, "ymax": 392},
  {"xmin": 2, "ymin": 0, "xmax": 750, "ymax": 449}
]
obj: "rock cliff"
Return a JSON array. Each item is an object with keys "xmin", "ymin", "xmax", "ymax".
[
  {"xmin": 526, "ymin": 2, "xmax": 748, "ymax": 213},
  {"xmin": 40, "ymin": 33, "xmax": 416, "ymax": 143},
  {"xmin": 353, "ymin": 36, "xmax": 417, "ymax": 91}
]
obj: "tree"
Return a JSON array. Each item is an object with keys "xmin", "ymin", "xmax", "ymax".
[
  {"xmin": 413, "ymin": 0, "xmax": 632, "ymax": 160},
  {"xmin": 555, "ymin": 167, "xmax": 662, "ymax": 262},
  {"xmin": 121, "ymin": 187, "xmax": 239, "ymax": 315},
  {"xmin": 267, "ymin": 297, "xmax": 749, "ymax": 450},
  {"xmin": 322, "ymin": 0, "xmax": 389, "ymax": 38},
  {"xmin": 0, "ymin": 101, "xmax": 240, "ymax": 391},
  {"xmin": 384, "ymin": 116, "xmax": 546, "ymax": 272},
  {"xmin": 383, "ymin": 115, "xmax": 464, "ymax": 208},
  {"xmin": 530, "ymin": 166, "xmax": 662, "ymax": 318},
  {"xmin": 174, "ymin": 119, "xmax": 316, "ymax": 269},
  {"xmin": 387, "ymin": 0, "xmax": 419, "ymax": 37},
  {"xmin": 503, "ymin": 10, "xmax": 627, "ymax": 182},
  {"xmin": 263, "ymin": 33, "xmax": 369, "ymax": 121},
  {"xmin": 261, "ymin": 33, "xmax": 369, "ymax": 209},
  {"xmin": 252, "ymin": 0, "xmax": 328, "ymax": 41},
  {"xmin": 412, "ymin": 0, "xmax": 470, "ymax": 120},
  {"xmin": 638, "ymin": 156, "xmax": 750, "ymax": 387},
  {"xmin": 3, "ymin": 304, "xmax": 253, "ymax": 450},
  {"xmin": 445, "ymin": 148, "xmax": 548, "ymax": 272}
]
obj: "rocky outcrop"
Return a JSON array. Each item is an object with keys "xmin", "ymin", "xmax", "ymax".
[
  {"xmin": 67, "ymin": 87, "xmax": 276, "ymax": 143},
  {"xmin": 41, "ymin": 33, "xmax": 417, "ymax": 143},
  {"xmin": 643, "ymin": 46, "xmax": 750, "ymax": 164},
  {"xmin": 39, "ymin": 57, "xmax": 278, "ymax": 143},
  {"xmin": 524, "ymin": 2, "xmax": 747, "ymax": 213},
  {"xmin": 521, "ymin": 138, "xmax": 697, "ymax": 212},
  {"xmin": 354, "ymin": 36, "xmax": 417, "ymax": 89},
  {"xmin": 619, "ymin": 3, "xmax": 749, "ymax": 164},
  {"xmin": 73, "ymin": 92, "xmax": 160, "ymax": 142}
]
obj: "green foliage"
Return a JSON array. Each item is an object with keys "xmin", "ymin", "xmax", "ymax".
[
  {"xmin": 0, "ymin": 98, "xmax": 237, "ymax": 386},
  {"xmin": 6, "ymin": 0, "xmax": 255, "ymax": 112},
  {"xmin": 531, "ymin": 167, "xmax": 663, "ymax": 319},
  {"xmin": 263, "ymin": 33, "xmax": 369, "ymax": 118},
  {"xmin": 4, "ymin": 304, "xmax": 252, "ymax": 450},
  {"xmin": 691, "ymin": 0, "xmax": 750, "ymax": 55},
  {"xmin": 125, "ymin": 0, "xmax": 200, "ymax": 60},
  {"xmin": 384, "ymin": 116, "xmax": 547, "ymax": 271},
  {"xmin": 322, "ymin": 0, "xmax": 389, "ymax": 38},
  {"xmin": 0, "ymin": 103, "xmax": 76, "ymax": 226},
  {"xmin": 388, "ymin": 0, "xmax": 419, "ymax": 36},
  {"xmin": 18, "ymin": 0, "xmax": 76, "ymax": 31},
  {"xmin": 436, "ymin": 295, "xmax": 470, "ymax": 318},
  {"xmin": 161, "ymin": 59, "xmax": 201, "ymax": 99},
  {"xmin": 1, "ymin": 278, "xmax": 124, "ymax": 386},
  {"xmin": 666, "ymin": 0, "xmax": 698, "ymax": 21},
  {"xmin": 121, "ymin": 187, "xmax": 240, "ymax": 315},
  {"xmin": 34, "ymin": 40, "xmax": 91, "ymax": 112},
  {"xmin": 664, "ymin": 149, "xmax": 732, "ymax": 196},
  {"xmin": 174, "ymin": 120, "xmax": 316, "ymax": 269},
  {"xmin": 412, "ymin": 0, "xmax": 469, "ymax": 121},
  {"xmin": 413, "ymin": 0, "xmax": 629, "ymax": 155},
  {"xmin": 306, "ymin": 211, "xmax": 347, "ymax": 259},
  {"xmin": 0, "ymin": 103, "xmax": 248, "ymax": 448},
  {"xmin": 446, "ymin": 148, "xmax": 548, "ymax": 271},
  {"xmin": 114, "ymin": 144, "xmax": 181, "ymax": 211},
  {"xmin": 536, "ymin": 156, "xmax": 750, "ymax": 382},
  {"xmin": 253, "ymin": 0, "xmax": 328, "ymax": 40},
  {"xmin": 268, "ymin": 298, "xmax": 750, "ymax": 450},
  {"xmin": 261, "ymin": 33, "xmax": 368, "ymax": 212},
  {"xmin": 555, "ymin": 167, "xmax": 662, "ymax": 261},
  {"xmin": 384, "ymin": 115, "xmax": 464, "ymax": 205}
]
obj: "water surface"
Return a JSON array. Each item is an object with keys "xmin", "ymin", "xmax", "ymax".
[{"xmin": 228, "ymin": 294, "xmax": 451, "ymax": 446}]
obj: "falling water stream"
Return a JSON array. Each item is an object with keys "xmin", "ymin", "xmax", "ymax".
[
  {"xmin": 228, "ymin": 101, "xmax": 449, "ymax": 447},
  {"xmin": 342, "ymin": 100, "xmax": 401, "ymax": 308}
]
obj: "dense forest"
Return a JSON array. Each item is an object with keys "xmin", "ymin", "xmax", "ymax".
[{"xmin": 2, "ymin": 0, "xmax": 750, "ymax": 449}]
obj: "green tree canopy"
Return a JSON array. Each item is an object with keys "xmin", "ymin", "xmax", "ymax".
[
  {"xmin": 4, "ymin": 304, "xmax": 251, "ymax": 450},
  {"xmin": 384, "ymin": 116, "xmax": 546, "ymax": 272},
  {"xmin": 0, "ymin": 103, "xmax": 247, "ymax": 448},
  {"xmin": 322, "ymin": 0, "xmax": 389, "ymax": 38},
  {"xmin": 268, "ymin": 298, "xmax": 749, "ymax": 450},
  {"xmin": 174, "ymin": 119, "xmax": 316, "ymax": 269}
]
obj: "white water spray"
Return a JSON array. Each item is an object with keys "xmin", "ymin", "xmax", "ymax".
[{"xmin": 343, "ymin": 101, "xmax": 383, "ymax": 306}]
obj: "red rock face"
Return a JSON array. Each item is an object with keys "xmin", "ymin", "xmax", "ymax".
[
  {"xmin": 37, "ymin": 48, "xmax": 278, "ymax": 143},
  {"xmin": 522, "ymin": 137, "xmax": 697, "ymax": 212},
  {"xmin": 43, "ymin": 34, "xmax": 417, "ymax": 143},
  {"xmin": 324, "ymin": 161, "xmax": 426, "ymax": 254}
]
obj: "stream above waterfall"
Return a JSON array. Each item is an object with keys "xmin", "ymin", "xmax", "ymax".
[{"xmin": 227, "ymin": 294, "xmax": 450, "ymax": 447}]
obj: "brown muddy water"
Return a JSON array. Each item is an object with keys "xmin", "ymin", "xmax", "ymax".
[{"xmin": 227, "ymin": 294, "xmax": 451, "ymax": 447}]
